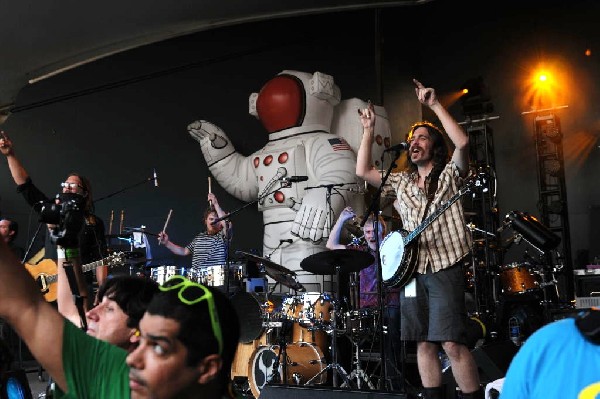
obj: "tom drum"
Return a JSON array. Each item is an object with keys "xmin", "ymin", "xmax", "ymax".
[{"xmin": 499, "ymin": 262, "xmax": 540, "ymax": 295}]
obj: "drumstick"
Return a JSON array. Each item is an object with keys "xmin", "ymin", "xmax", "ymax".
[
  {"xmin": 108, "ymin": 210, "xmax": 114, "ymax": 235},
  {"xmin": 119, "ymin": 210, "xmax": 124, "ymax": 234},
  {"xmin": 162, "ymin": 209, "xmax": 173, "ymax": 233},
  {"xmin": 208, "ymin": 176, "xmax": 213, "ymax": 209}
]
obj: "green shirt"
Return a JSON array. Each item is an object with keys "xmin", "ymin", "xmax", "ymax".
[{"xmin": 58, "ymin": 319, "xmax": 130, "ymax": 398}]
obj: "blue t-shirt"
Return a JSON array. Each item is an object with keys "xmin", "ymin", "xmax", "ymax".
[{"xmin": 501, "ymin": 318, "xmax": 600, "ymax": 399}]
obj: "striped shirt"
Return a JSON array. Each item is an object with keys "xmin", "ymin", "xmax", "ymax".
[
  {"xmin": 186, "ymin": 231, "xmax": 228, "ymax": 270},
  {"xmin": 383, "ymin": 162, "xmax": 471, "ymax": 274}
]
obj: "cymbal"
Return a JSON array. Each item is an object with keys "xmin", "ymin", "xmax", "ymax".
[
  {"xmin": 266, "ymin": 269, "xmax": 305, "ymax": 292},
  {"xmin": 236, "ymin": 251, "xmax": 295, "ymax": 275},
  {"xmin": 301, "ymin": 249, "xmax": 374, "ymax": 275},
  {"xmin": 236, "ymin": 251, "xmax": 304, "ymax": 291},
  {"xmin": 105, "ymin": 233, "xmax": 133, "ymax": 239}
]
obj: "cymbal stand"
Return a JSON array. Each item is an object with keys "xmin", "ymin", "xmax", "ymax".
[{"xmin": 305, "ymin": 264, "xmax": 353, "ymax": 388}]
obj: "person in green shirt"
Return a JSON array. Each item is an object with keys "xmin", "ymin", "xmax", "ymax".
[{"xmin": 0, "ymin": 237, "xmax": 240, "ymax": 399}]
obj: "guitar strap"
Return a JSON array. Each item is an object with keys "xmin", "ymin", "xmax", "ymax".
[
  {"xmin": 421, "ymin": 172, "xmax": 440, "ymax": 222},
  {"xmin": 418, "ymin": 172, "xmax": 440, "ymax": 274}
]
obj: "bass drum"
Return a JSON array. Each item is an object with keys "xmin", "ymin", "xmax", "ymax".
[
  {"xmin": 379, "ymin": 230, "xmax": 415, "ymax": 287},
  {"xmin": 248, "ymin": 342, "xmax": 327, "ymax": 399},
  {"xmin": 230, "ymin": 291, "xmax": 282, "ymax": 343}
]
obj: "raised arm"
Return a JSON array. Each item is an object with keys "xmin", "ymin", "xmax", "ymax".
[
  {"xmin": 413, "ymin": 79, "xmax": 470, "ymax": 176},
  {"xmin": 355, "ymin": 102, "xmax": 383, "ymax": 187},
  {"xmin": 0, "ymin": 131, "xmax": 31, "ymax": 185},
  {"xmin": 0, "ymin": 239, "xmax": 67, "ymax": 389},
  {"xmin": 208, "ymin": 192, "xmax": 231, "ymax": 237},
  {"xmin": 326, "ymin": 207, "xmax": 356, "ymax": 250},
  {"xmin": 57, "ymin": 248, "xmax": 90, "ymax": 327}
]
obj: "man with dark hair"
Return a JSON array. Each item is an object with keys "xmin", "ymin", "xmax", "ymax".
[
  {"xmin": 356, "ymin": 79, "xmax": 481, "ymax": 399},
  {"xmin": 0, "ymin": 237, "xmax": 240, "ymax": 399},
  {"xmin": 85, "ymin": 275, "xmax": 160, "ymax": 351},
  {"xmin": 0, "ymin": 218, "xmax": 24, "ymax": 259}
]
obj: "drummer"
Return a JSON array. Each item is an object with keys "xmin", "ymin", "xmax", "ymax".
[
  {"xmin": 158, "ymin": 193, "xmax": 232, "ymax": 286},
  {"xmin": 326, "ymin": 206, "xmax": 402, "ymax": 390}
]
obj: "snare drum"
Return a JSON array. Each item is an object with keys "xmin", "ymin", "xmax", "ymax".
[
  {"xmin": 151, "ymin": 266, "xmax": 186, "ymax": 285},
  {"xmin": 187, "ymin": 262, "xmax": 244, "ymax": 287},
  {"xmin": 344, "ymin": 307, "xmax": 379, "ymax": 338},
  {"xmin": 248, "ymin": 342, "xmax": 327, "ymax": 398},
  {"xmin": 499, "ymin": 262, "xmax": 540, "ymax": 294}
]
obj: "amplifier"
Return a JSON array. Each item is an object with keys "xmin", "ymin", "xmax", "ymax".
[
  {"xmin": 573, "ymin": 269, "xmax": 600, "ymax": 297},
  {"xmin": 576, "ymin": 297, "xmax": 600, "ymax": 309}
]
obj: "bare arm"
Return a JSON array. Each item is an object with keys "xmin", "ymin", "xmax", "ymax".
[
  {"xmin": 158, "ymin": 231, "xmax": 191, "ymax": 256},
  {"xmin": 413, "ymin": 79, "xmax": 470, "ymax": 176},
  {"xmin": 355, "ymin": 103, "xmax": 383, "ymax": 187},
  {"xmin": 0, "ymin": 132, "xmax": 31, "ymax": 185},
  {"xmin": 208, "ymin": 192, "xmax": 231, "ymax": 236},
  {"xmin": 57, "ymin": 249, "xmax": 90, "ymax": 327},
  {"xmin": 326, "ymin": 207, "xmax": 356, "ymax": 250},
  {"xmin": 0, "ymin": 239, "xmax": 67, "ymax": 389}
]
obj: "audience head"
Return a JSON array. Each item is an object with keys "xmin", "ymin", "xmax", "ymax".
[
  {"xmin": 126, "ymin": 276, "xmax": 240, "ymax": 399},
  {"xmin": 86, "ymin": 275, "xmax": 159, "ymax": 350},
  {"xmin": 0, "ymin": 219, "xmax": 18, "ymax": 243}
]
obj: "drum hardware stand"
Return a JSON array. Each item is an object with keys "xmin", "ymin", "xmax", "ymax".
[
  {"xmin": 269, "ymin": 318, "xmax": 293, "ymax": 386},
  {"xmin": 305, "ymin": 292, "xmax": 354, "ymax": 388},
  {"xmin": 342, "ymin": 338, "xmax": 376, "ymax": 390}
]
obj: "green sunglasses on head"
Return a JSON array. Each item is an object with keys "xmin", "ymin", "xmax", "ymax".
[{"xmin": 159, "ymin": 275, "xmax": 223, "ymax": 355}]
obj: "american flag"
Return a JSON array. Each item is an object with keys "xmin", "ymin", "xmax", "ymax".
[{"xmin": 328, "ymin": 137, "xmax": 351, "ymax": 151}]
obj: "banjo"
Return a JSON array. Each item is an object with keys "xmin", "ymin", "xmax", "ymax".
[{"xmin": 379, "ymin": 171, "xmax": 489, "ymax": 288}]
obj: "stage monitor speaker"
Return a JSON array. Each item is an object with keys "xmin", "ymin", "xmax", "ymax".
[{"xmin": 260, "ymin": 385, "xmax": 407, "ymax": 399}]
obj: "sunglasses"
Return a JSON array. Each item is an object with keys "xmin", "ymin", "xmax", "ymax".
[
  {"xmin": 61, "ymin": 182, "xmax": 84, "ymax": 190},
  {"xmin": 159, "ymin": 276, "xmax": 223, "ymax": 355}
]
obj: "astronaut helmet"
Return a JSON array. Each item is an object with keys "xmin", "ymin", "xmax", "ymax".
[{"xmin": 249, "ymin": 70, "xmax": 341, "ymax": 134}]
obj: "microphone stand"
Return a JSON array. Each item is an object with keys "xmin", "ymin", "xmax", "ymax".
[
  {"xmin": 22, "ymin": 221, "xmax": 45, "ymax": 263},
  {"xmin": 359, "ymin": 149, "xmax": 402, "ymax": 392},
  {"xmin": 94, "ymin": 176, "xmax": 157, "ymax": 203}
]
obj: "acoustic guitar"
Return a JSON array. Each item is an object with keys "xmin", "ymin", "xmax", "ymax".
[
  {"xmin": 379, "ymin": 171, "xmax": 489, "ymax": 288},
  {"xmin": 24, "ymin": 252, "xmax": 126, "ymax": 302}
]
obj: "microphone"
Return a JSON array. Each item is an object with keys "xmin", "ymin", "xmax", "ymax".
[
  {"xmin": 383, "ymin": 142, "xmax": 409, "ymax": 152},
  {"xmin": 153, "ymin": 169, "xmax": 159, "ymax": 187},
  {"xmin": 281, "ymin": 176, "xmax": 308, "ymax": 183}
]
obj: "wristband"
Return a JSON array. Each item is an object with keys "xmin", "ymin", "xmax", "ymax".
[
  {"xmin": 65, "ymin": 248, "xmax": 80, "ymax": 258},
  {"xmin": 57, "ymin": 248, "xmax": 66, "ymax": 259}
]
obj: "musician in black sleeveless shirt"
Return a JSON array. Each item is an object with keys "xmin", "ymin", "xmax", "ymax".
[{"xmin": 0, "ymin": 133, "xmax": 107, "ymax": 302}]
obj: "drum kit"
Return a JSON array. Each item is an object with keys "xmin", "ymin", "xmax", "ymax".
[{"xmin": 229, "ymin": 249, "xmax": 380, "ymax": 398}]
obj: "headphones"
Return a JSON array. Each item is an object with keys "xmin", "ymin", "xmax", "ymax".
[{"xmin": 575, "ymin": 307, "xmax": 600, "ymax": 345}]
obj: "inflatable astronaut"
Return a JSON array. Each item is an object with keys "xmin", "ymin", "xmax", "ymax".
[
  {"xmin": 188, "ymin": 70, "xmax": 360, "ymax": 286},
  {"xmin": 188, "ymin": 70, "xmax": 392, "ymax": 292}
]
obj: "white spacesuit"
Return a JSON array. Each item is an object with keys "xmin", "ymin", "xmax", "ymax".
[{"xmin": 188, "ymin": 70, "xmax": 391, "ymax": 292}]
